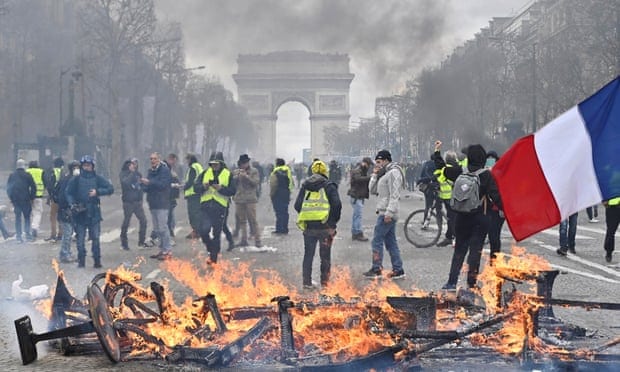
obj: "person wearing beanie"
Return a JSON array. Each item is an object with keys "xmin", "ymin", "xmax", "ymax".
[
  {"xmin": 270, "ymin": 158, "xmax": 294, "ymax": 234},
  {"xmin": 7, "ymin": 159, "xmax": 37, "ymax": 243},
  {"xmin": 442, "ymin": 144, "xmax": 502, "ymax": 290},
  {"xmin": 231, "ymin": 154, "xmax": 261, "ymax": 249},
  {"xmin": 294, "ymin": 159, "xmax": 342, "ymax": 289},
  {"xmin": 363, "ymin": 150, "xmax": 406, "ymax": 280},
  {"xmin": 347, "ymin": 157, "xmax": 373, "ymax": 241}
]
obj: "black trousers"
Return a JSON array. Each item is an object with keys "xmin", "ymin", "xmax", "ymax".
[
  {"xmin": 447, "ymin": 211, "xmax": 490, "ymax": 287},
  {"xmin": 302, "ymin": 228, "xmax": 332, "ymax": 286},
  {"xmin": 199, "ymin": 202, "xmax": 227, "ymax": 262},
  {"xmin": 487, "ymin": 208, "xmax": 505, "ymax": 259},
  {"xmin": 121, "ymin": 201, "xmax": 147, "ymax": 247},
  {"xmin": 604, "ymin": 206, "xmax": 620, "ymax": 254}
]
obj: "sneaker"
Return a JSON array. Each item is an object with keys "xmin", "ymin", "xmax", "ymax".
[
  {"xmin": 441, "ymin": 283, "xmax": 456, "ymax": 290},
  {"xmin": 568, "ymin": 247, "xmax": 576, "ymax": 254},
  {"xmin": 44, "ymin": 236, "xmax": 56, "ymax": 242},
  {"xmin": 363, "ymin": 268, "xmax": 382, "ymax": 279},
  {"xmin": 157, "ymin": 252, "xmax": 172, "ymax": 261},
  {"xmin": 226, "ymin": 242, "xmax": 235, "ymax": 252},
  {"xmin": 150, "ymin": 252, "xmax": 165, "ymax": 259},
  {"xmin": 589, "ymin": 218, "xmax": 599, "ymax": 223},
  {"xmin": 437, "ymin": 238, "xmax": 452, "ymax": 247},
  {"xmin": 121, "ymin": 245, "xmax": 130, "ymax": 251},
  {"xmin": 237, "ymin": 240, "xmax": 249, "ymax": 247},
  {"xmin": 141, "ymin": 240, "xmax": 155, "ymax": 248},
  {"xmin": 556, "ymin": 248, "xmax": 567, "ymax": 256},
  {"xmin": 353, "ymin": 233, "xmax": 369, "ymax": 242},
  {"xmin": 606, "ymin": 252, "xmax": 612, "ymax": 263},
  {"xmin": 94, "ymin": 262, "xmax": 102, "ymax": 269},
  {"xmin": 387, "ymin": 270, "xmax": 406, "ymax": 280},
  {"xmin": 303, "ymin": 281, "xmax": 319, "ymax": 290}
]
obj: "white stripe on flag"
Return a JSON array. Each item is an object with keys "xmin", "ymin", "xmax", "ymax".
[{"xmin": 534, "ymin": 106, "xmax": 602, "ymax": 220}]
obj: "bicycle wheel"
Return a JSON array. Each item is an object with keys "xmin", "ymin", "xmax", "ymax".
[{"xmin": 404, "ymin": 209, "xmax": 442, "ymax": 248}]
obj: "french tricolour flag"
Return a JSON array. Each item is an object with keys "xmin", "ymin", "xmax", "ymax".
[{"xmin": 492, "ymin": 76, "xmax": 620, "ymax": 241}]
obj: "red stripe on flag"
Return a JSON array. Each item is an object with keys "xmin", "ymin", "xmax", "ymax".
[{"xmin": 491, "ymin": 135, "xmax": 561, "ymax": 241}]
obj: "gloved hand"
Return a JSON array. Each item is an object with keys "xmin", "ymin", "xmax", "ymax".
[{"xmin": 327, "ymin": 227, "xmax": 337, "ymax": 238}]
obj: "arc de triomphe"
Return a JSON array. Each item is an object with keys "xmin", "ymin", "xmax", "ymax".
[{"xmin": 233, "ymin": 51, "xmax": 354, "ymax": 162}]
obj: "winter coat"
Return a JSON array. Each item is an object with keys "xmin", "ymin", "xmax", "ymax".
[
  {"xmin": 465, "ymin": 144, "xmax": 502, "ymax": 212},
  {"xmin": 347, "ymin": 163, "xmax": 371, "ymax": 200},
  {"xmin": 65, "ymin": 170, "xmax": 114, "ymax": 224},
  {"xmin": 143, "ymin": 162, "xmax": 172, "ymax": 210},
  {"xmin": 232, "ymin": 166, "xmax": 260, "ymax": 204},
  {"xmin": 294, "ymin": 173, "xmax": 341, "ymax": 230},
  {"xmin": 119, "ymin": 160, "xmax": 144, "ymax": 203},
  {"xmin": 7, "ymin": 169, "xmax": 36, "ymax": 206},
  {"xmin": 369, "ymin": 162, "xmax": 405, "ymax": 221}
]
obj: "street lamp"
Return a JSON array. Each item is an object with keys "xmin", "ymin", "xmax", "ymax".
[{"xmin": 59, "ymin": 65, "xmax": 82, "ymax": 135}]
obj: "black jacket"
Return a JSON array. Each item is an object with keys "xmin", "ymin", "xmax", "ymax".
[
  {"xmin": 119, "ymin": 160, "xmax": 144, "ymax": 203},
  {"xmin": 143, "ymin": 162, "xmax": 172, "ymax": 210},
  {"xmin": 466, "ymin": 144, "xmax": 502, "ymax": 211},
  {"xmin": 7, "ymin": 169, "xmax": 36, "ymax": 206},
  {"xmin": 348, "ymin": 163, "xmax": 371, "ymax": 199},
  {"xmin": 294, "ymin": 174, "xmax": 342, "ymax": 230}
]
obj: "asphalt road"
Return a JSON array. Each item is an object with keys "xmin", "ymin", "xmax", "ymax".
[{"xmin": 0, "ymin": 177, "xmax": 618, "ymax": 371}]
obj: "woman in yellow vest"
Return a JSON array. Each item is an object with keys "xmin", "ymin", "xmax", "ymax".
[
  {"xmin": 294, "ymin": 160, "xmax": 342, "ymax": 289},
  {"xmin": 603, "ymin": 196, "xmax": 620, "ymax": 262}
]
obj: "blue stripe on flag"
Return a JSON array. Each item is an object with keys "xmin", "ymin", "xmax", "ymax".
[{"xmin": 577, "ymin": 76, "xmax": 620, "ymax": 200}]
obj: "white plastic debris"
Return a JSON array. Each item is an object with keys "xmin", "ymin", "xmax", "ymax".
[{"xmin": 11, "ymin": 275, "xmax": 49, "ymax": 301}]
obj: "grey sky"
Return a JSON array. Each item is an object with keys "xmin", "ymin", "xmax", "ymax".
[{"xmin": 154, "ymin": 0, "xmax": 529, "ymax": 160}]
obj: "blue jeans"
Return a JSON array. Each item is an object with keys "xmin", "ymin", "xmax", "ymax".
[
  {"xmin": 272, "ymin": 196, "xmax": 289, "ymax": 233},
  {"xmin": 370, "ymin": 215, "xmax": 403, "ymax": 272},
  {"xmin": 559, "ymin": 212, "xmax": 578, "ymax": 251},
  {"xmin": 302, "ymin": 229, "xmax": 332, "ymax": 286},
  {"xmin": 350, "ymin": 197, "xmax": 364, "ymax": 235},
  {"xmin": 151, "ymin": 208, "xmax": 172, "ymax": 253},
  {"xmin": 59, "ymin": 221, "xmax": 74, "ymax": 260},
  {"xmin": 13, "ymin": 203, "xmax": 32, "ymax": 240},
  {"xmin": 75, "ymin": 221, "xmax": 101, "ymax": 264}
]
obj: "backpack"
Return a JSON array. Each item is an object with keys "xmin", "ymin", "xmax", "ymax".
[{"xmin": 450, "ymin": 169, "xmax": 486, "ymax": 213}]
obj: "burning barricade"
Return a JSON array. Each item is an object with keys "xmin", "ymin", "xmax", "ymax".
[{"xmin": 13, "ymin": 247, "xmax": 620, "ymax": 370}]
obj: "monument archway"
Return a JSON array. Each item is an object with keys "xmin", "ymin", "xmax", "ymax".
[{"xmin": 233, "ymin": 51, "xmax": 354, "ymax": 162}]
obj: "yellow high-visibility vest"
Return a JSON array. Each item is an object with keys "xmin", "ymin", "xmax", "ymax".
[
  {"xmin": 296, "ymin": 188, "xmax": 329, "ymax": 230},
  {"xmin": 608, "ymin": 197, "xmax": 620, "ymax": 206},
  {"xmin": 199, "ymin": 167, "xmax": 231, "ymax": 207},
  {"xmin": 27, "ymin": 168, "xmax": 44, "ymax": 197},
  {"xmin": 271, "ymin": 165, "xmax": 294, "ymax": 190},
  {"xmin": 184, "ymin": 162, "xmax": 204, "ymax": 197},
  {"xmin": 434, "ymin": 167, "xmax": 453, "ymax": 200}
]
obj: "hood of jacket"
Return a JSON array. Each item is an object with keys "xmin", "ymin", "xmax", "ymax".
[{"xmin": 303, "ymin": 173, "xmax": 328, "ymax": 192}]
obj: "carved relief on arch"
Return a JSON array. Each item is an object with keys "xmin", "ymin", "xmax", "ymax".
[
  {"xmin": 271, "ymin": 91, "xmax": 315, "ymax": 115},
  {"xmin": 240, "ymin": 94, "xmax": 270, "ymax": 112}
]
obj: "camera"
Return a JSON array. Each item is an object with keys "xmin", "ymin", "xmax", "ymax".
[{"xmin": 208, "ymin": 179, "xmax": 219, "ymax": 186}]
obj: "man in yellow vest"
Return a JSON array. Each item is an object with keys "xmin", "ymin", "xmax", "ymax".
[
  {"xmin": 294, "ymin": 160, "xmax": 341, "ymax": 289},
  {"xmin": 270, "ymin": 158, "xmax": 294, "ymax": 234},
  {"xmin": 195, "ymin": 151, "xmax": 236, "ymax": 264},
  {"xmin": 26, "ymin": 160, "xmax": 45, "ymax": 239},
  {"xmin": 183, "ymin": 154, "xmax": 204, "ymax": 239},
  {"xmin": 432, "ymin": 141, "xmax": 461, "ymax": 247},
  {"xmin": 603, "ymin": 196, "xmax": 620, "ymax": 263}
]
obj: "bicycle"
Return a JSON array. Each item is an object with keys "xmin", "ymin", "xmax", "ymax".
[{"xmin": 404, "ymin": 189, "xmax": 447, "ymax": 248}]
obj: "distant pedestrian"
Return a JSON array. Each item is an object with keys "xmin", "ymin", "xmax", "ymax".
[
  {"xmin": 166, "ymin": 153, "xmax": 182, "ymax": 238},
  {"xmin": 43, "ymin": 157, "xmax": 64, "ymax": 242},
  {"xmin": 295, "ymin": 160, "xmax": 341, "ymax": 289},
  {"xmin": 55, "ymin": 160, "xmax": 80, "ymax": 263},
  {"xmin": 26, "ymin": 160, "xmax": 45, "ymax": 239},
  {"xmin": 140, "ymin": 152, "xmax": 173, "ymax": 260},
  {"xmin": 270, "ymin": 158, "xmax": 294, "ymax": 234},
  {"xmin": 231, "ymin": 154, "xmax": 261, "ymax": 248},
  {"xmin": 603, "ymin": 197, "xmax": 619, "ymax": 263},
  {"xmin": 348, "ymin": 157, "xmax": 373, "ymax": 241},
  {"xmin": 119, "ymin": 158, "xmax": 147, "ymax": 250},
  {"xmin": 329, "ymin": 160, "xmax": 342, "ymax": 185},
  {"xmin": 432, "ymin": 141, "xmax": 460, "ymax": 247},
  {"xmin": 65, "ymin": 155, "xmax": 114, "ymax": 268},
  {"xmin": 556, "ymin": 213, "xmax": 579, "ymax": 256},
  {"xmin": 363, "ymin": 150, "xmax": 406, "ymax": 280},
  {"xmin": 6, "ymin": 159, "xmax": 36, "ymax": 243},
  {"xmin": 183, "ymin": 154, "xmax": 204, "ymax": 239},
  {"xmin": 484, "ymin": 150, "xmax": 505, "ymax": 260}
]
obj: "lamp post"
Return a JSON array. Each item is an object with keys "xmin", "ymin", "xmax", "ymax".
[
  {"xmin": 531, "ymin": 42, "xmax": 538, "ymax": 132},
  {"xmin": 59, "ymin": 66, "xmax": 82, "ymax": 135}
]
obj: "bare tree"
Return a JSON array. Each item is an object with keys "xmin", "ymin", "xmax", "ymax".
[{"xmin": 78, "ymin": 0, "xmax": 156, "ymax": 174}]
